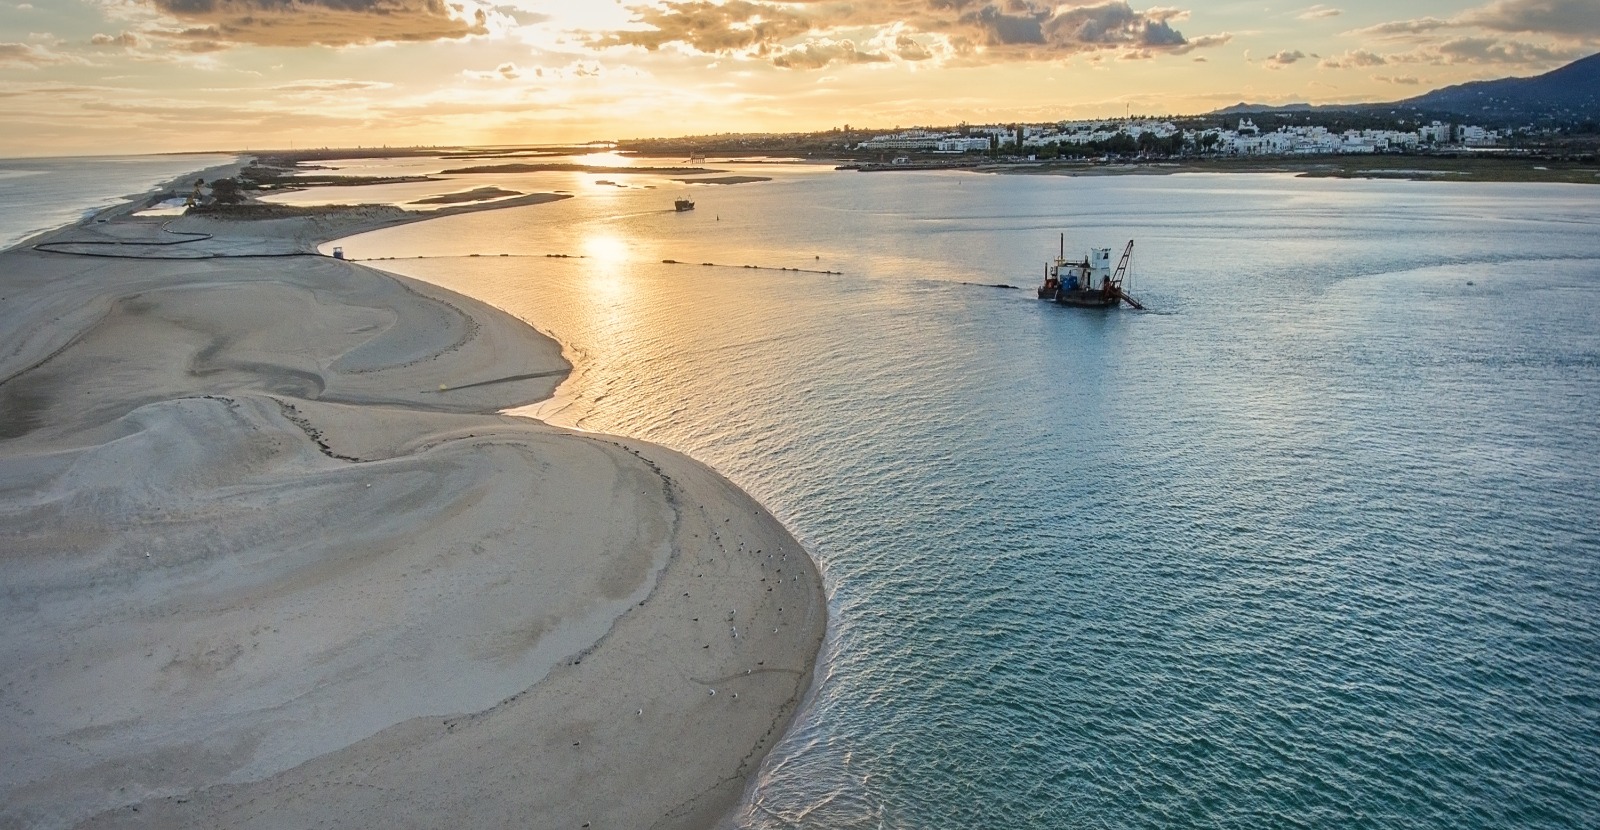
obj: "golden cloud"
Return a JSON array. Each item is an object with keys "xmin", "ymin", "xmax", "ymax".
[
  {"xmin": 590, "ymin": 0, "xmax": 1230, "ymax": 68},
  {"xmin": 1264, "ymin": 49, "xmax": 1306, "ymax": 68},
  {"xmin": 0, "ymin": 41, "xmax": 84, "ymax": 67},
  {"xmin": 140, "ymin": 0, "xmax": 492, "ymax": 48}
]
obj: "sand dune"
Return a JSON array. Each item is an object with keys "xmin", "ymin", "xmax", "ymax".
[{"xmin": 0, "ymin": 174, "xmax": 824, "ymax": 829}]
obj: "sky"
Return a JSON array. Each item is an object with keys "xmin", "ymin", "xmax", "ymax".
[{"xmin": 0, "ymin": 0, "xmax": 1597, "ymax": 156}]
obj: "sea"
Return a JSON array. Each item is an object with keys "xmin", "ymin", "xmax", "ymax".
[
  {"xmin": 0, "ymin": 154, "xmax": 234, "ymax": 250},
  {"xmin": 9, "ymin": 153, "xmax": 1600, "ymax": 828}
]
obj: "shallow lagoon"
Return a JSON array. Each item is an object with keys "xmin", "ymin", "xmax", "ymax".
[{"xmin": 215, "ymin": 160, "xmax": 1600, "ymax": 827}]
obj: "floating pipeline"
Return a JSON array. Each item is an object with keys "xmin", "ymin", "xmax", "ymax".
[
  {"xmin": 351, "ymin": 253, "xmax": 587, "ymax": 261},
  {"xmin": 660, "ymin": 258, "xmax": 842, "ymax": 275},
  {"xmin": 343, "ymin": 251, "xmax": 843, "ymax": 276}
]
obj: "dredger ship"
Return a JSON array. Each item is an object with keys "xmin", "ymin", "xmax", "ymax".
[{"xmin": 1036, "ymin": 234, "xmax": 1144, "ymax": 309}]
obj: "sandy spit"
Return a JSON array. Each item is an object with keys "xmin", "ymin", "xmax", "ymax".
[
  {"xmin": 671, "ymin": 177, "xmax": 773, "ymax": 186},
  {"xmin": 0, "ymin": 168, "xmax": 826, "ymax": 830}
]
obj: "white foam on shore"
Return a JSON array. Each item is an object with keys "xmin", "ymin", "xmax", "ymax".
[{"xmin": 132, "ymin": 197, "xmax": 191, "ymax": 217}]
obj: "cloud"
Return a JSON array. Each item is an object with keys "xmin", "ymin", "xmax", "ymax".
[
  {"xmin": 91, "ymin": 31, "xmax": 143, "ymax": 48},
  {"xmin": 147, "ymin": 29, "xmax": 231, "ymax": 53},
  {"xmin": 1176, "ymin": 32, "xmax": 1233, "ymax": 54},
  {"xmin": 470, "ymin": 59, "xmax": 623, "ymax": 82},
  {"xmin": 1348, "ymin": 35, "xmax": 1581, "ymax": 67},
  {"xmin": 1461, "ymin": 0, "xmax": 1600, "ymax": 37},
  {"xmin": 1264, "ymin": 49, "xmax": 1306, "ymax": 68},
  {"xmin": 1335, "ymin": 1, "xmax": 1593, "ymax": 76},
  {"xmin": 1298, "ymin": 5, "xmax": 1341, "ymax": 19},
  {"xmin": 589, "ymin": 1, "xmax": 1230, "ymax": 68},
  {"xmin": 1049, "ymin": 4, "xmax": 1186, "ymax": 48},
  {"xmin": 1373, "ymin": 74, "xmax": 1419, "ymax": 84},
  {"xmin": 271, "ymin": 79, "xmax": 395, "ymax": 93},
  {"xmin": 1348, "ymin": 17, "xmax": 1453, "ymax": 37},
  {"xmin": 1351, "ymin": 0, "xmax": 1600, "ymax": 41},
  {"xmin": 136, "ymin": 0, "xmax": 499, "ymax": 48},
  {"xmin": 772, "ymin": 37, "xmax": 889, "ymax": 69},
  {"xmin": 0, "ymin": 41, "xmax": 81, "ymax": 67},
  {"xmin": 593, "ymin": 0, "xmax": 812, "ymax": 53},
  {"xmin": 462, "ymin": 63, "xmax": 509, "ymax": 79},
  {"xmin": 1318, "ymin": 48, "xmax": 1386, "ymax": 68},
  {"xmin": 892, "ymin": 34, "xmax": 931, "ymax": 61},
  {"xmin": 491, "ymin": 4, "xmax": 550, "ymax": 27},
  {"xmin": 1430, "ymin": 35, "xmax": 1572, "ymax": 63}
]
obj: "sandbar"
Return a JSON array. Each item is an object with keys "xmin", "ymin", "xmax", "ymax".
[
  {"xmin": 410, "ymin": 186, "xmax": 524, "ymax": 205},
  {"xmin": 672, "ymin": 176, "xmax": 773, "ymax": 185},
  {"xmin": 440, "ymin": 163, "xmax": 724, "ymax": 175},
  {"xmin": 0, "ymin": 164, "xmax": 826, "ymax": 829}
]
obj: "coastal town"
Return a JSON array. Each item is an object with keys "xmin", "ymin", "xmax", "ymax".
[
  {"xmin": 853, "ymin": 117, "xmax": 1505, "ymax": 158},
  {"xmin": 618, "ymin": 108, "xmax": 1599, "ymax": 181}
]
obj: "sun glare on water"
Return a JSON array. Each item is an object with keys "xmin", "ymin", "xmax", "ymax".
[{"xmin": 579, "ymin": 233, "xmax": 635, "ymax": 298}]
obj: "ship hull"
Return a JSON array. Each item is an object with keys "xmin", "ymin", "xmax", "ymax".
[
  {"xmin": 1056, "ymin": 289, "xmax": 1120, "ymax": 308},
  {"xmin": 1054, "ymin": 289, "xmax": 1120, "ymax": 308}
]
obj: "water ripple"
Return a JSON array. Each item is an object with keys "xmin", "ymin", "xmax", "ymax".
[{"xmin": 341, "ymin": 169, "xmax": 1600, "ymax": 829}]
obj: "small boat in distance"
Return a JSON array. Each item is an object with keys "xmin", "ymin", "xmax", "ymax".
[
  {"xmin": 1036, "ymin": 234, "xmax": 1144, "ymax": 309},
  {"xmin": 674, "ymin": 196, "xmax": 695, "ymax": 212}
]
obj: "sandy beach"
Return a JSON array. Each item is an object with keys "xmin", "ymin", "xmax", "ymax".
[{"xmin": 0, "ymin": 167, "xmax": 826, "ymax": 829}]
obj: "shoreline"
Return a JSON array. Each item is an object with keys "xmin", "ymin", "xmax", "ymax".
[{"xmin": 0, "ymin": 165, "xmax": 826, "ymax": 829}]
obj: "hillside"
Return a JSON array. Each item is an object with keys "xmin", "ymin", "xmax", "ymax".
[
  {"xmin": 1398, "ymin": 52, "xmax": 1600, "ymax": 122},
  {"xmin": 1210, "ymin": 51, "xmax": 1600, "ymax": 124}
]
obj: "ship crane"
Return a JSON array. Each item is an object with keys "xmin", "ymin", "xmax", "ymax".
[{"xmin": 1109, "ymin": 240, "xmax": 1145, "ymax": 309}]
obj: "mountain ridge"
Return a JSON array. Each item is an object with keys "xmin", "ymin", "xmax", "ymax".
[{"xmin": 1210, "ymin": 51, "xmax": 1600, "ymax": 122}]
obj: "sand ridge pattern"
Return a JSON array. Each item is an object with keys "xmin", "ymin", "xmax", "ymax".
[{"xmin": 0, "ymin": 170, "xmax": 825, "ymax": 830}]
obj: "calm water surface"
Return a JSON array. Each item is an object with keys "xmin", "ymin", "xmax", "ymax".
[
  {"xmin": 0, "ymin": 153, "xmax": 233, "ymax": 250},
  {"xmin": 326, "ymin": 161, "xmax": 1598, "ymax": 828}
]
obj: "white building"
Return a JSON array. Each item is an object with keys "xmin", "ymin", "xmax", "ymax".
[
  {"xmin": 1419, "ymin": 121, "xmax": 1452, "ymax": 144},
  {"xmin": 1460, "ymin": 126, "xmax": 1499, "ymax": 146},
  {"xmin": 936, "ymin": 137, "xmax": 992, "ymax": 153},
  {"xmin": 860, "ymin": 128, "xmax": 1018, "ymax": 153}
]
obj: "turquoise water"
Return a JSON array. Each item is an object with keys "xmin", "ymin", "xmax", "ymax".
[
  {"xmin": 331, "ymin": 164, "xmax": 1600, "ymax": 828},
  {"xmin": 0, "ymin": 154, "xmax": 234, "ymax": 250}
]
